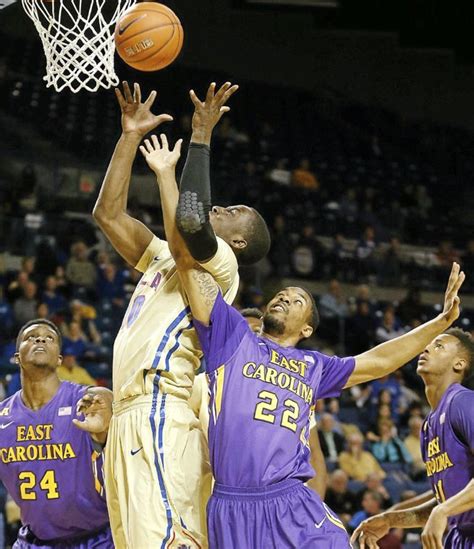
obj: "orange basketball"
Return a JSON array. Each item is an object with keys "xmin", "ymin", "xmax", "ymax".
[{"xmin": 115, "ymin": 2, "xmax": 183, "ymax": 72}]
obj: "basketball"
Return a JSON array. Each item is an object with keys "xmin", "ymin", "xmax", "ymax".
[{"xmin": 115, "ymin": 2, "xmax": 183, "ymax": 72}]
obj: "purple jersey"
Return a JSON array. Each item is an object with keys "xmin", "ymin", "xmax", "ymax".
[
  {"xmin": 0, "ymin": 382, "xmax": 109, "ymax": 542},
  {"xmin": 194, "ymin": 293, "xmax": 355, "ymax": 487},
  {"xmin": 421, "ymin": 383, "xmax": 474, "ymax": 532}
]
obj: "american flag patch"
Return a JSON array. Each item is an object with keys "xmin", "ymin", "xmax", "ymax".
[{"xmin": 58, "ymin": 406, "xmax": 72, "ymax": 416}]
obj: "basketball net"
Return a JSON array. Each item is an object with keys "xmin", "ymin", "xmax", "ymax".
[{"xmin": 21, "ymin": 0, "xmax": 137, "ymax": 93}]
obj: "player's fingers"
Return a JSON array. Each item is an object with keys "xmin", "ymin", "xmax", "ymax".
[
  {"xmin": 205, "ymin": 82, "xmax": 216, "ymax": 103},
  {"xmin": 123, "ymin": 81, "xmax": 133, "ymax": 103},
  {"xmin": 189, "ymin": 89, "xmax": 203, "ymax": 107},
  {"xmin": 139, "ymin": 145, "xmax": 148, "ymax": 158},
  {"xmin": 453, "ymin": 271, "xmax": 465, "ymax": 295},
  {"xmin": 160, "ymin": 133, "xmax": 169, "ymax": 150},
  {"xmin": 446, "ymin": 262, "xmax": 460, "ymax": 295},
  {"xmin": 221, "ymin": 84, "xmax": 239, "ymax": 104},
  {"xmin": 215, "ymin": 81, "xmax": 232, "ymax": 102},
  {"xmin": 144, "ymin": 139, "xmax": 153, "ymax": 154},
  {"xmin": 115, "ymin": 87, "xmax": 126, "ymax": 109},
  {"xmin": 350, "ymin": 527, "xmax": 362, "ymax": 544},
  {"xmin": 151, "ymin": 134, "xmax": 160, "ymax": 150},
  {"xmin": 144, "ymin": 89, "xmax": 157, "ymax": 108},
  {"xmin": 220, "ymin": 106, "xmax": 230, "ymax": 115},
  {"xmin": 174, "ymin": 138, "xmax": 183, "ymax": 155},
  {"xmin": 155, "ymin": 114, "xmax": 173, "ymax": 126},
  {"xmin": 72, "ymin": 418, "xmax": 89, "ymax": 432},
  {"xmin": 133, "ymin": 82, "xmax": 141, "ymax": 103}
]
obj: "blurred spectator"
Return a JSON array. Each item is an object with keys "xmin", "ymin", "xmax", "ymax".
[
  {"xmin": 65, "ymin": 241, "xmax": 97, "ymax": 290},
  {"xmin": 324, "ymin": 470, "xmax": 357, "ymax": 525},
  {"xmin": 403, "ymin": 416, "xmax": 425, "ymax": 477},
  {"xmin": 36, "ymin": 303, "xmax": 49, "ymax": 319},
  {"xmin": 292, "ymin": 225, "xmax": 325, "ymax": 279},
  {"xmin": 356, "ymin": 226, "xmax": 377, "ymax": 279},
  {"xmin": 348, "ymin": 491, "xmax": 384, "ymax": 532},
  {"xmin": 346, "ymin": 300, "xmax": 376, "ymax": 355},
  {"xmin": 291, "ymin": 158, "xmax": 319, "ymax": 191},
  {"xmin": 369, "ymin": 374, "xmax": 402, "ymax": 414},
  {"xmin": 435, "ymin": 239, "xmax": 460, "ymax": 268},
  {"xmin": 397, "ymin": 287, "xmax": 423, "ymax": 326},
  {"xmin": 372, "ymin": 420, "xmax": 413, "ymax": 466},
  {"xmin": 318, "ymin": 280, "xmax": 348, "ymax": 344},
  {"xmin": 41, "ymin": 275, "xmax": 68, "ymax": 314},
  {"xmin": 268, "ymin": 159, "xmax": 291, "ymax": 186},
  {"xmin": 6, "ymin": 271, "xmax": 29, "ymax": 303},
  {"xmin": 13, "ymin": 281, "xmax": 38, "ymax": 325},
  {"xmin": 63, "ymin": 300, "xmax": 101, "ymax": 346},
  {"xmin": 61, "ymin": 321, "xmax": 88, "ymax": 359},
  {"xmin": 57, "ymin": 353, "xmax": 97, "ymax": 386},
  {"xmin": 0, "ymin": 286, "xmax": 14, "ymax": 339},
  {"xmin": 329, "ymin": 234, "xmax": 353, "ymax": 281},
  {"xmin": 375, "ymin": 308, "xmax": 405, "ymax": 343},
  {"xmin": 339, "ymin": 433, "xmax": 386, "ymax": 482},
  {"xmin": 379, "ymin": 237, "xmax": 402, "ymax": 286},
  {"xmin": 269, "ymin": 215, "xmax": 291, "ymax": 277},
  {"xmin": 97, "ymin": 263, "xmax": 126, "ymax": 307},
  {"xmin": 356, "ymin": 472, "xmax": 393, "ymax": 510},
  {"xmin": 317, "ymin": 413, "xmax": 345, "ymax": 463}
]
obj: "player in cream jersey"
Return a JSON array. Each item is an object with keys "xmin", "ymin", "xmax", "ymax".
[
  {"xmin": 112, "ymin": 234, "xmax": 238, "ymax": 402},
  {"xmin": 93, "ymin": 81, "xmax": 270, "ymax": 549}
]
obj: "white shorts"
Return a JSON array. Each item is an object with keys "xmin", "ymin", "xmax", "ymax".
[{"xmin": 104, "ymin": 394, "xmax": 211, "ymax": 549}]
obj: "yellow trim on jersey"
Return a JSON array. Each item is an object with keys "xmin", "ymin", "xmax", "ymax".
[
  {"xmin": 91, "ymin": 450, "xmax": 104, "ymax": 496},
  {"xmin": 214, "ymin": 365, "xmax": 226, "ymax": 420},
  {"xmin": 325, "ymin": 513, "xmax": 346, "ymax": 530}
]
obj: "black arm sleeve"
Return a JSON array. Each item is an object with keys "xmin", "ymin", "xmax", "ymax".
[{"xmin": 176, "ymin": 142, "xmax": 218, "ymax": 262}]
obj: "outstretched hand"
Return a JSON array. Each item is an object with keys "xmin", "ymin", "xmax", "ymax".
[
  {"xmin": 140, "ymin": 134, "xmax": 183, "ymax": 178},
  {"xmin": 441, "ymin": 262, "xmax": 465, "ymax": 325},
  {"xmin": 73, "ymin": 388, "xmax": 113, "ymax": 444},
  {"xmin": 351, "ymin": 514, "xmax": 391, "ymax": 549},
  {"xmin": 189, "ymin": 81, "xmax": 239, "ymax": 144},
  {"xmin": 116, "ymin": 81, "xmax": 173, "ymax": 137},
  {"xmin": 421, "ymin": 506, "xmax": 446, "ymax": 549}
]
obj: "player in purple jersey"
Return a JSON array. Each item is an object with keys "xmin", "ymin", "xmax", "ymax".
[
  {"xmin": 0, "ymin": 319, "xmax": 114, "ymax": 548},
  {"xmin": 352, "ymin": 328, "xmax": 474, "ymax": 549},
  {"xmin": 174, "ymin": 257, "xmax": 464, "ymax": 548}
]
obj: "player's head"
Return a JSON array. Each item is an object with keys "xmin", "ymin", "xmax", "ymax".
[
  {"xmin": 240, "ymin": 307, "xmax": 263, "ymax": 334},
  {"xmin": 417, "ymin": 328, "xmax": 474, "ymax": 384},
  {"xmin": 15, "ymin": 319, "xmax": 63, "ymax": 372},
  {"xmin": 262, "ymin": 287, "xmax": 319, "ymax": 343},
  {"xmin": 209, "ymin": 205, "xmax": 271, "ymax": 265}
]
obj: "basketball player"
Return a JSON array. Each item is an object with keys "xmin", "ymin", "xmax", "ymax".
[
  {"xmin": 93, "ymin": 81, "xmax": 270, "ymax": 548},
  {"xmin": 170, "ymin": 254, "xmax": 463, "ymax": 547},
  {"xmin": 352, "ymin": 328, "xmax": 474, "ymax": 549},
  {"xmin": 0, "ymin": 319, "xmax": 113, "ymax": 548}
]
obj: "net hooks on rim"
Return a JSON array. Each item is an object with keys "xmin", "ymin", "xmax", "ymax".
[{"xmin": 21, "ymin": 0, "xmax": 137, "ymax": 93}]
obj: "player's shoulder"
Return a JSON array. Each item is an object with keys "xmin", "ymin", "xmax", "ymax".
[
  {"xmin": 58, "ymin": 381, "xmax": 89, "ymax": 402},
  {"xmin": 0, "ymin": 391, "xmax": 20, "ymax": 418},
  {"xmin": 449, "ymin": 384, "xmax": 474, "ymax": 411}
]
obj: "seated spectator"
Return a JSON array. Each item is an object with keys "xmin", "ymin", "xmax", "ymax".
[
  {"xmin": 65, "ymin": 240, "xmax": 97, "ymax": 291},
  {"xmin": 356, "ymin": 472, "xmax": 393, "ymax": 510},
  {"xmin": 13, "ymin": 281, "xmax": 38, "ymax": 326},
  {"xmin": 347, "ymin": 300, "xmax": 376, "ymax": 355},
  {"xmin": 36, "ymin": 303, "xmax": 49, "ymax": 320},
  {"xmin": 291, "ymin": 158, "xmax": 319, "ymax": 191},
  {"xmin": 318, "ymin": 279, "xmax": 348, "ymax": 344},
  {"xmin": 369, "ymin": 374, "xmax": 402, "ymax": 414},
  {"xmin": 268, "ymin": 158, "xmax": 291, "ymax": 186},
  {"xmin": 317, "ymin": 413, "xmax": 345, "ymax": 463},
  {"xmin": 356, "ymin": 226, "xmax": 377, "ymax": 279},
  {"xmin": 371, "ymin": 419, "xmax": 413, "ymax": 466},
  {"xmin": 324, "ymin": 470, "xmax": 357, "ymax": 525},
  {"xmin": 57, "ymin": 352, "xmax": 97, "ymax": 386},
  {"xmin": 6, "ymin": 271, "xmax": 30, "ymax": 303},
  {"xmin": 375, "ymin": 307, "xmax": 405, "ymax": 343},
  {"xmin": 367, "ymin": 402, "xmax": 396, "ymax": 441},
  {"xmin": 403, "ymin": 416, "xmax": 425, "ymax": 478},
  {"xmin": 291, "ymin": 225, "xmax": 325, "ymax": 279},
  {"xmin": 41, "ymin": 275, "xmax": 68, "ymax": 314},
  {"xmin": 397, "ymin": 287, "xmax": 423, "ymax": 326},
  {"xmin": 339, "ymin": 433, "xmax": 386, "ymax": 482},
  {"xmin": 97, "ymin": 262, "xmax": 126, "ymax": 308},
  {"xmin": 378, "ymin": 237, "xmax": 402, "ymax": 287},
  {"xmin": 61, "ymin": 321, "xmax": 88, "ymax": 359},
  {"xmin": 348, "ymin": 491, "xmax": 384, "ymax": 532},
  {"xmin": 63, "ymin": 300, "xmax": 101, "ymax": 346}
]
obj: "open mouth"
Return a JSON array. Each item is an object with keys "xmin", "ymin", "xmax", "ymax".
[
  {"xmin": 33, "ymin": 347, "xmax": 47, "ymax": 353},
  {"xmin": 271, "ymin": 303, "xmax": 287, "ymax": 313}
]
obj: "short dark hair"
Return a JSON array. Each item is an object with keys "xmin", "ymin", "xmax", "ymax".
[
  {"xmin": 240, "ymin": 308, "xmax": 263, "ymax": 320},
  {"xmin": 238, "ymin": 209, "xmax": 271, "ymax": 266},
  {"xmin": 16, "ymin": 319, "xmax": 62, "ymax": 351},
  {"xmin": 445, "ymin": 328, "xmax": 474, "ymax": 383},
  {"xmin": 301, "ymin": 287, "xmax": 319, "ymax": 331}
]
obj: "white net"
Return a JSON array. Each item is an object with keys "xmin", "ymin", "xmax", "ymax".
[{"xmin": 21, "ymin": 0, "xmax": 137, "ymax": 93}]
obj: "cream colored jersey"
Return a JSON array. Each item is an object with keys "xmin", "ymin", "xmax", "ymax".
[{"xmin": 113, "ymin": 235, "xmax": 239, "ymax": 402}]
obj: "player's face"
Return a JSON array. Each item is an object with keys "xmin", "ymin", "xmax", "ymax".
[
  {"xmin": 245, "ymin": 316, "xmax": 262, "ymax": 334},
  {"xmin": 209, "ymin": 205, "xmax": 254, "ymax": 245},
  {"xmin": 15, "ymin": 324, "xmax": 62, "ymax": 371},
  {"xmin": 417, "ymin": 334, "xmax": 463, "ymax": 377},
  {"xmin": 263, "ymin": 287, "xmax": 313, "ymax": 340}
]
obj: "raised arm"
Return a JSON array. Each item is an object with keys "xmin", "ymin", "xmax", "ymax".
[
  {"xmin": 176, "ymin": 82, "xmax": 238, "ymax": 262},
  {"xmin": 93, "ymin": 82, "xmax": 172, "ymax": 267},
  {"xmin": 346, "ymin": 263, "xmax": 465, "ymax": 387}
]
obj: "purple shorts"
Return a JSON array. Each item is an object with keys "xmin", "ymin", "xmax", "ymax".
[
  {"xmin": 13, "ymin": 525, "xmax": 114, "ymax": 549},
  {"xmin": 208, "ymin": 478, "xmax": 351, "ymax": 549},
  {"xmin": 445, "ymin": 526, "xmax": 474, "ymax": 549}
]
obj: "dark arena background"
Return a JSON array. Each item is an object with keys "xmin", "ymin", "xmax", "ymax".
[{"xmin": 0, "ymin": 1, "xmax": 474, "ymax": 547}]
